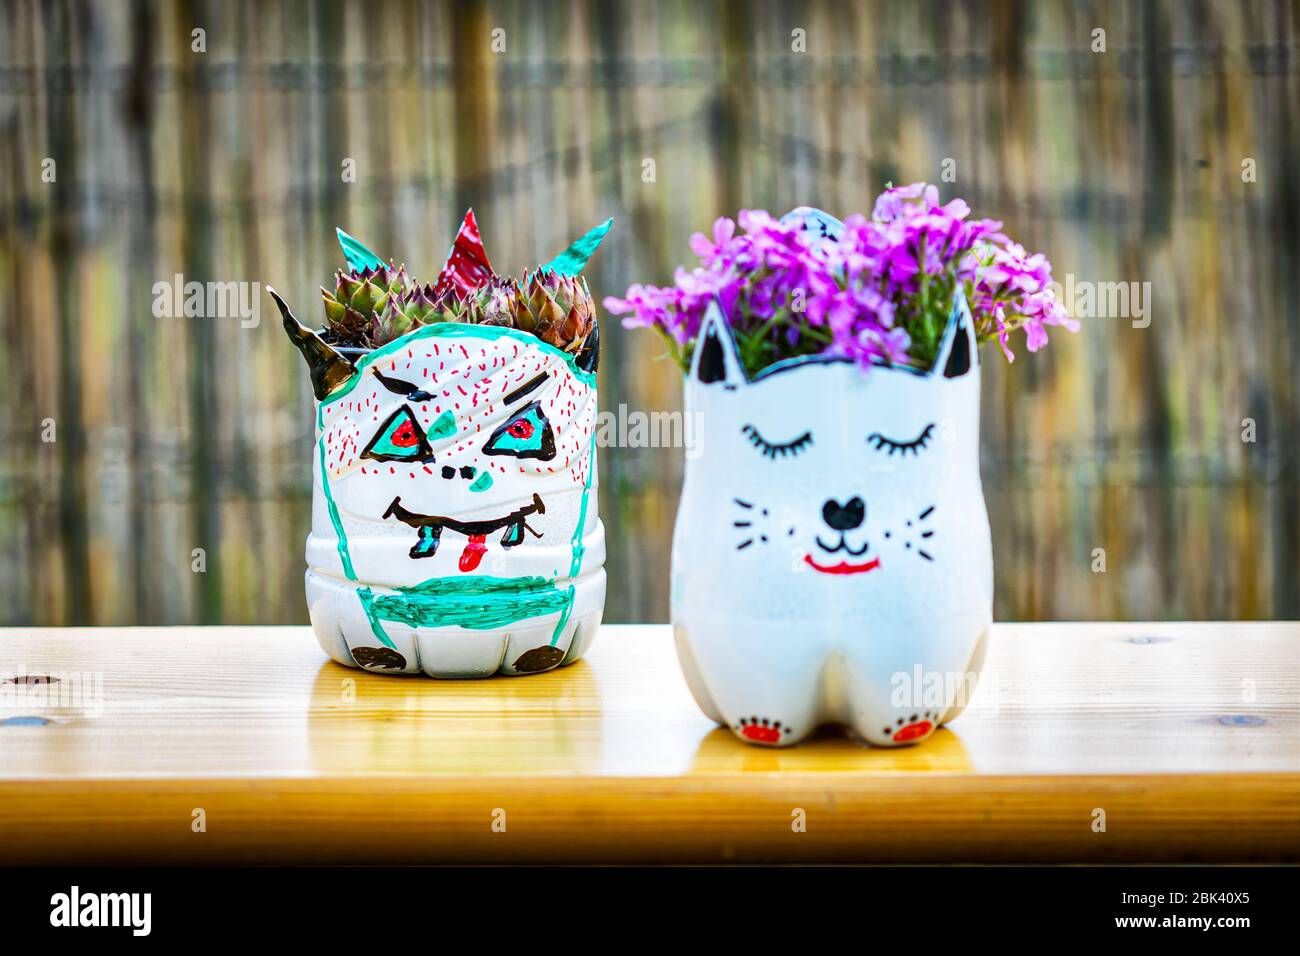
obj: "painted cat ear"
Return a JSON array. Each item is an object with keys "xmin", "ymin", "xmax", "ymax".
[
  {"xmin": 690, "ymin": 298, "xmax": 745, "ymax": 387},
  {"xmin": 932, "ymin": 286, "xmax": 979, "ymax": 379}
]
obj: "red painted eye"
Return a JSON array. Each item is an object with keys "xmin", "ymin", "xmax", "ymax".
[
  {"xmin": 391, "ymin": 422, "xmax": 419, "ymax": 447},
  {"xmin": 507, "ymin": 419, "xmax": 534, "ymax": 440}
]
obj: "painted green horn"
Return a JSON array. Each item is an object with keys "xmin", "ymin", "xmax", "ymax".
[{"xmin": 268, "ymin": 287, "xmax": 356, "ymax": 400}]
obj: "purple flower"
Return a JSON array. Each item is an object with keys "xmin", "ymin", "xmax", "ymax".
[
  {"xmin": 993, "ymin": 306, "xmax": 1016, "ymax": 363},
  {"xmin": 688, "ymin": 217, "xmax": 739, "ymax": 267},
  {"xmin": 604, "ymin": 283, "xmax": 691, "ymax": 344},
  {"xmin": 606, "ymin": 185, "xmax": 1078, "ymax": 374},
  {"xmin": 872, "ymin": 182, "xmax": 934, "ymax": 222}
]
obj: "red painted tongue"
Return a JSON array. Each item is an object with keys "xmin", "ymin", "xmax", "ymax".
[{"xmin": 458, "ymin": 534, "xmax": 488, "ymax": 573}]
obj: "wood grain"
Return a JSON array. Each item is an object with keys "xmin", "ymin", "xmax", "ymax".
[{"xmin": 0, "ymin": 623, "xmax": 1297, "ymax": 863}]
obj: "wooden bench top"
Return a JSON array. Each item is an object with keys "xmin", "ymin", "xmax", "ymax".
[{"xmin": 1, "ymin": 623, "xmax": 1297, "ymax": 863}]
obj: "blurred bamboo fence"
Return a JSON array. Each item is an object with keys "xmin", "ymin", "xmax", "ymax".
[{"xmin": 0, "ymin": 0, "xmax": 1297, "ymax": 626}]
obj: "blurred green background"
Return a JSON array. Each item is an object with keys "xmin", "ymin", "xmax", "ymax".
[{"xmin": 1, "ymin": 0, "xmax": 1296, "ymax": 626}]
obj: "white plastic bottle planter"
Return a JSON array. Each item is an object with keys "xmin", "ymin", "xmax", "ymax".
[
  {"xmin": 672, "ymin": 218, "xmax": 992, "ymax": 745},
  {"xmin": 272, "ymin": 297, "xmax": 605, "ymax": 677}
]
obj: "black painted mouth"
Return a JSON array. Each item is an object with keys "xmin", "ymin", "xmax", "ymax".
[
  {"xmin": 383, "ymin": 494, "xmax": 545, "ymax": 559},
  {"xmin": 815, "ymin": 532, "xmax": 871, "ymax": 557}
]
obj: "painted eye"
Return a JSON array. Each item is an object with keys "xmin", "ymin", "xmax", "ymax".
[
  {"xmin": 484, "ymin": 401, "xmax": 556, "ymax": 460},
  {"xmin": 742, "ymin": 424, "xmax": 813, "ymax": 460},
  {"xmin": 390, "ymin": 421, "xmax": 420, "ymax": 447},
  {"xmin": 362, "ymin": 406, "xmax": 433, "ymax": 462},
  {"xmin": 867, "ymin": 422, "xmax": 936, "ymax": 457}
]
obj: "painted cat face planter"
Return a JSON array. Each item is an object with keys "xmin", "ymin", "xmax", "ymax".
[
  {"xmin": 274, "ymin": 218, "xmax": 607, "ymax": 678},
  {"xmin": 672, "ymin": 289, "xmax": 992, "ymax": 745}
]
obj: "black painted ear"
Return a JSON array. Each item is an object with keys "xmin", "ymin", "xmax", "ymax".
[
  {"xmin": 932, "ymin": 286, "xmax": 979, "ymax": 379},
  {"xmin": 689, "ymin": 298, "xmax": 745, "ymax": 387}
]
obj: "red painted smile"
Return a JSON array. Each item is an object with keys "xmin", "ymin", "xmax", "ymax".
[{"xmin": 803, "ymin": 554, "xmax": 882, "ymax": 575}]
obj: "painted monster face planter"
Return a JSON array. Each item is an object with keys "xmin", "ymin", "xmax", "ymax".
[
  {"xmin": 273, "ymin": 279, "xmax": 605, "ymax": 677},
  {"xmin": 672, "ymin": 289, "xmax": 993, "ymax": 746}
]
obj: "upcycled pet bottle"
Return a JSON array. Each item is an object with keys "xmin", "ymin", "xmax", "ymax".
[
  {"xmin": 672, "ymin": 210, "xmax": 992, "ymax": 745},
  {"xmin": 276, "ymin": 216, "xmax": 607, "ymax": 677}
]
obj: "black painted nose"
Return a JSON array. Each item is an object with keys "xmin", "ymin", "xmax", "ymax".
[{"xmin": 822, "ymin": 497, "xmax": 865, "ymax": 531}]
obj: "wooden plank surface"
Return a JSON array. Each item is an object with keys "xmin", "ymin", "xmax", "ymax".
[{"xmin": 0, "ymin": 623, "xmax": 1297, "ymax": 863}]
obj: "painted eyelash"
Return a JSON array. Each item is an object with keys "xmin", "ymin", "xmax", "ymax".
[
  {"xmin": 867, "ymin": 422, "xmax": 936, "ymax": 457},
  {"xmin": 741, "ymin": 424, "xmax": 813, "ymax": 459}
]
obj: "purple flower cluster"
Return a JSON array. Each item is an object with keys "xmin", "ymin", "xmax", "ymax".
[
  {"xmin": 604, "ymin": 183, "xmax": 1078, "ymax": 374},
  {"xmin": 972, "ymin": 237, "xmax": 1080, "ymax": 361}
]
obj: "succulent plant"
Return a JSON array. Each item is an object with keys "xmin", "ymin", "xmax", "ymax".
[
  {"xmin": 369, "ymin": 303, "xmax": 412, "ymax": 347},
  {"xmin": 370, "ymin": 283, "xmax": 435, "ymax": 346},
  {"xmin": 425, "ymin": 286, "xmax": 473, "ymax": 325},
  {"xmin": 318, "ymin": 257, "xmax": 596, "ymax": 354},
  {"xmin": 321, "ymin": 264, "xmax": 406, "ymax": 344},
  {"xmin": 509, "ymin": 270, "xmax": 596, "ymax": 351},
  {"xmin": 472, "ymin": 278, "xmax": 517, "ymax": 327},
  {"xmin": 398, "ymin": 283, "xmax": 439, "ymax": 324}
]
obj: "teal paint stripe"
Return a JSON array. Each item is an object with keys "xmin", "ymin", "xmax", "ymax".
[
  {"xmin": 357, "ymin": 588, "xmax": 398, "ymax": 650},
  {"xmin": 548, "ymin": 586, "xmax": 576, "ymax": 647},
  {"xmin": 567, "ymin": 431, "xmax": 597, "ymax": 579},
  {"xmin": 550, "ymin": 431, "xmax": 598, "ymax": 647},
  {"xmin": 397, "ymin": 574, "xmax": 556, "ymax": 596},
  {"xmin": 353, "ymin": 577, "xmax": 573, "ymax": 648},
  {"xmin": 368, "ymin": 574, "xmax": 570, "ymax": 630}
]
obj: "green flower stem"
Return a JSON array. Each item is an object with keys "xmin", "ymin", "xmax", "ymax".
[{"xmin": 656, "ymin": 326, "xmax": 690, "ymax": 373}]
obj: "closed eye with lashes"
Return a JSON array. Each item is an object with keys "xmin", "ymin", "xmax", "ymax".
[
  {"xmin": 867, "ymin": 422, "xmax": 936, "ymax": 456},
  {"xmin": 742, "ymin": 424, "xmax": 813, "ymax": 459}
]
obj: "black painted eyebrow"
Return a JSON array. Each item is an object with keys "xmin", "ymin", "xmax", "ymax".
[
  {"xmin": 504, "ymin": 371, "xmax": 549, "ymax": 405},
  {"xmin": 373, "ymin": 368, "xmax": 433, "ymax": 401}
]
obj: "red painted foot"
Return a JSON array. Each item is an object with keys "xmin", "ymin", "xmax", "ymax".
[
  {"xmin": 736, "ymin": 717, "xmax": 789, "ymax": 744},
  {"xmin": 892, "ymin": 720, "xmax": 933, "ymax": 743}
]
